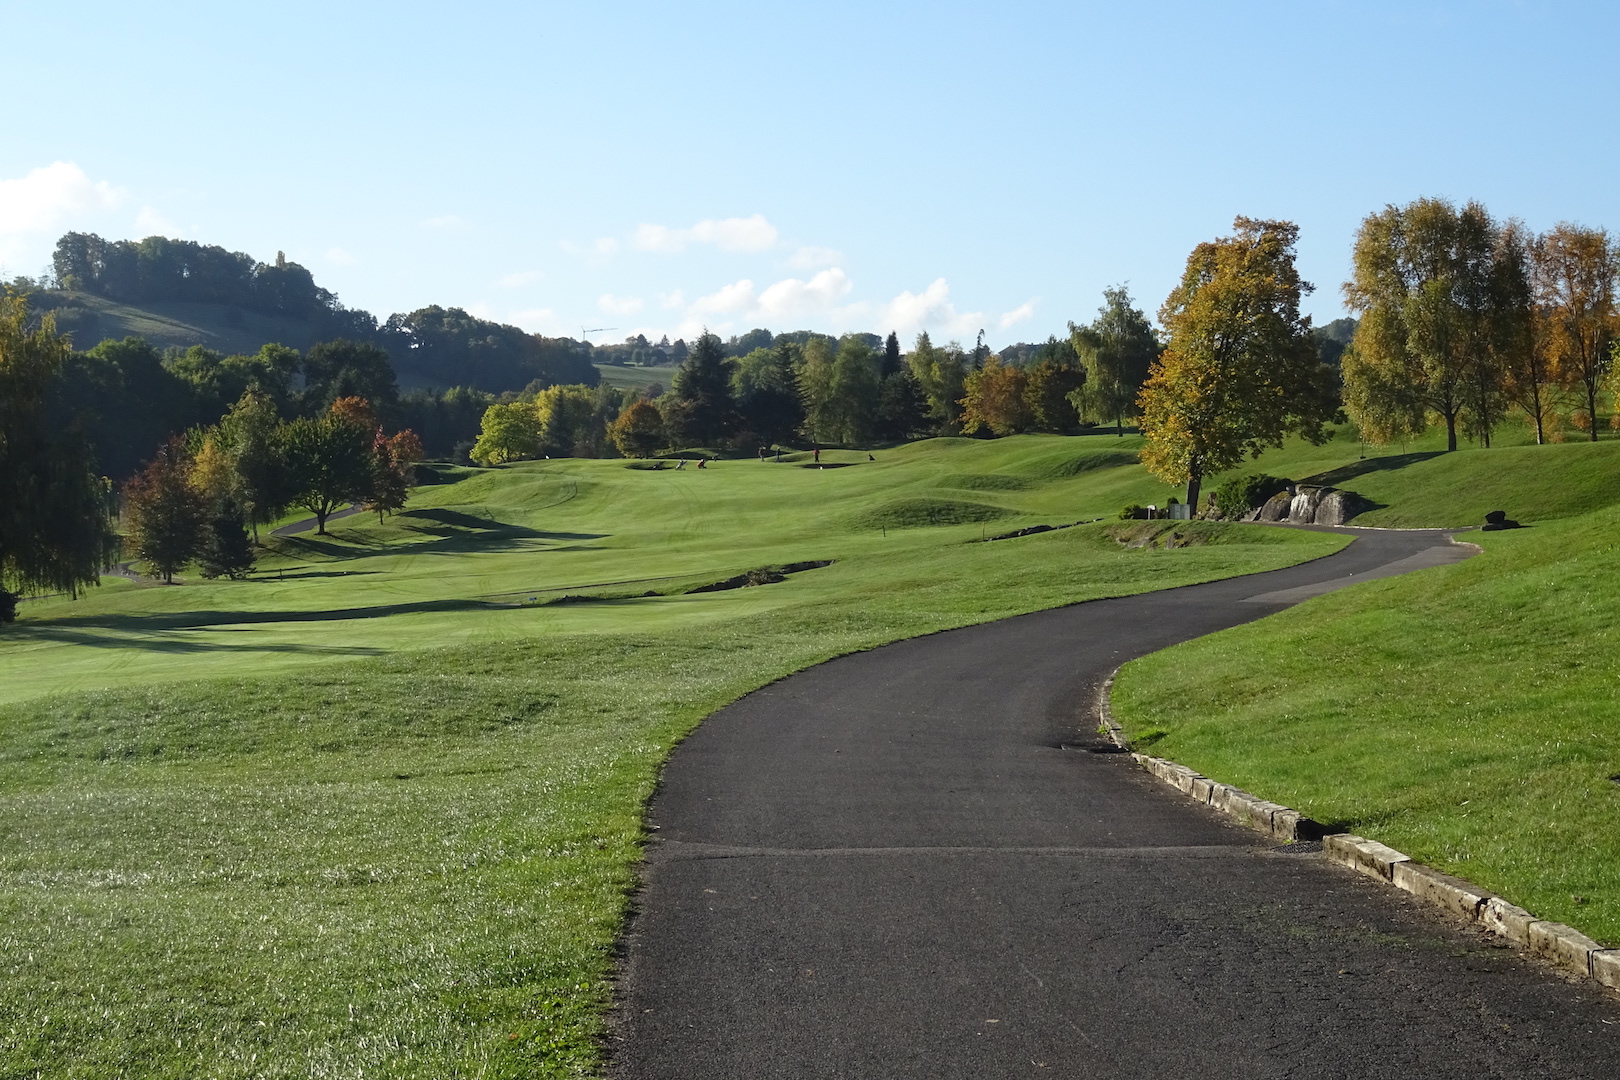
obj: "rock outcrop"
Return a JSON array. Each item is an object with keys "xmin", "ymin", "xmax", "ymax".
[{"xmin": 1243, "ymin": 484, "xmax": 1369, "ymax": 526}]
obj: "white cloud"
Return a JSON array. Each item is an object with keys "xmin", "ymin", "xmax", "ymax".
[
  {"xmin": 598, "ymin": 293, "xmax": 645, "ymax": 315},
  {"xmin": 787, "ymin": 245, "xmax": 842, "ymax": 270},
  {"xmin": 0, "ymin": 162, "xmax": 124, "ymax": 239},
  {"xmin": 686, "ymin": 268, "xmax": 854, "ymax": 328},
  {"xmin": 499, "ymin": 269, "xmax": 542, "ymax": 288},
  {"xmin": 998, "ymin": 298, "xmax": 1039, "ymax": 330},
  {"xmin": 690, "ymin": 279, "xmax": 757, "ymax": 315},
  {"xmin": 325, "ymin": 247, "xmax": 357, "ymax": 266},
  {"xmin": 659, "ymin": 289, "xmax": 685, "ymax": 310},
  {"xmin": 422, "ymin": 214, "xmax": 466, "ymax": 230},
  {"xmin": 755, "ymin": 269, "xmax": 853, "ymax": 320},
  {"xmin": 133, "ymin": 206, "xmax": 185, "ymax": 237},
  {"xmin": 634, "ymin": 213, "xmax": 778, "ymax": 254},
  {"xmin": 881, "ymin": 278, "xmax": 983, "ymax": 338}
]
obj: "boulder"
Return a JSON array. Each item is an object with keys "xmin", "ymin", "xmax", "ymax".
[
  {"xmin": 1315, "ymin": 489, "xmax": 1369, "ymax": 526},
  {"xmin": 1482, "ymin": 509, "xmax": 1521, "ymax": 531},
  {"xmin": 1258, "ymin": 491, "xmax": 1293, "ymax": 522},
  {"xmin": 1288, "ymin": 485, "xmax": 1326, "ymax": 524}
]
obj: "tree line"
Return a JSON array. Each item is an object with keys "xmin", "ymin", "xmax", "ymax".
[
  {"xmin": 1135, "ymin": 199, "xmax": 1619, "ymax": 511},
  {"xmin": 471, "ymin": 291, "xmax": 1171, "ymax": 464}
]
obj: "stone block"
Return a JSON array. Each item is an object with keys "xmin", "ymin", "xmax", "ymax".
[
  {"xmin": 1390, "ymin": 861, "xmax": 1493, "ymax": 921},
  {"xmin": 1528, "ymin": 921, "xmax": 1602, "ymax": 977},
  {"xmin": 1324, "ymin": 834, "xmax": 1411, "ymax": 881},
  {"xmin": 1481, "ymin": 897, "xmax": 1539, "ymax": 945},
  {"xmin": 1590, "ymin": 950, "xmax": 1620, "ymax": 990}
]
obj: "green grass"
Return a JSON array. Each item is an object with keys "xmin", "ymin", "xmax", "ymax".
[
  {"xmin": 0, "ymin": 434, "xmax": 1346, "ymax": 1077},
  {"xmin": 590, "ymin": 363, "xmax": 679, "ymax": 394},
  {"xmin": 1114, "ymin": 499, "xmax": 1620, "ymax": 946}
]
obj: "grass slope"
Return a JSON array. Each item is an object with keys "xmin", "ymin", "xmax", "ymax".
[
  {"xmin": 590, "ymin": 363, "xmax": 680, "ymax": 393},
  {"xmin": 1114, "ymin": 457, "xmax": 1620, "ymax": 946},
  {"xmin": 29, "ymin": 290, "xmax": 332, "ymax": 357},
  {"xmin": 0, "ymin": 435, "xmax": 1345, "ymax": 1077}
]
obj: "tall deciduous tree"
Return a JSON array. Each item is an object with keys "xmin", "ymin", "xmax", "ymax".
[
  {"xmin": 905, "ymin": 332, "xmax": 968, "ymax": 435},
  {"xmin": 123, "ymin": 437, "xmax": 207, "ymax": 583},
  {"xmin": 281, "ymin": 405, "xmax": 375, "ymax": 534},
  {"xmin": 608, "ymin": 400, "xmax": 667, "ymax": 457},
  {"xmin": 1342, "ymin": 198, "xmax": 1525, "ymax": 450},
  {"xmin": 0, "ymin": 294, "xmax": 117, "ymax": 620},
  {"xmin": 218, "ymin": 388, "xmax": 294, "ymax": 536},
  {"xmin": 470, "ymin": 402, "xmax": 543, "ymax": 465},
  {"xmin": 1535, "ymin": 223, "xmax": 1618, "ymax": 440},
  {"xmin": 960, "ymin": 357, "xmax": 1035, "ymax": 436},
  {"xmin": 1139, "ymin": 217, "xmax": 1336, "ymax": 510},
  {"xmin": 1069, "ymin": 286, "xmax": 1160, "ymax": 435}
]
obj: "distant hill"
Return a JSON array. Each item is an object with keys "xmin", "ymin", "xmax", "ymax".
[
  {"xmin": 36, "ymin": 232, "xmax": 597, "ymax": 395},
  {"xmin": 29, "ymin": 290, "xmax": 339, "ymax": 361}
]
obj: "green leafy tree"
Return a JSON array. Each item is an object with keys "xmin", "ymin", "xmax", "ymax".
[
  {"xmin": 1139, "ymin": 217, "xmax": 1337, "ymax": 510},
  {"xmin": 123, "ymin": 437, "xmax": 208, "ymax": 583},
  {"xmin": 469, "ymin": 402, "xmax": 543, "ymax": 465},
  {"xmin": 608, "ymin": 400, "xmax": 666, "ymax": 457},
  {"xmin": 874, "ymin": 368, "xmax": 930, "ymax": 441},
  {"xmin": 281, "ymin": 407, "xmax": 375, "ymax": 534},
  {"xmin": 1342, "ymin": 198, "xmax": 1524, "ymax": 451},
  {"xmin": 301, "ymin": 339, "xmax": 399, "ymax": 419},
  {"xmin": 533, "ymin": 384, "xmax": 603, "ymax": 456},
  {"xmin": 1069, "ymin": 286, "xmax": 1160, "ymax": 435},
  {"xmin": 821, "ymin": 336, "xmax": 883, "ymax": 444},
  {"xmin": 668, "ymin": 332, "xmax": 737, "ymax": 447},
  {"xmin": 218, "ymin": 388, "xmax": 294, "ymax": 536},
  {"xmin": 732, "ymin": 343, "xmax": 805, "ymax": 445},
  {"xmin": 1024, "ymin": 359, "xmax": 1086, "ymax": 433},
  {"xmin": 0, "ymin": 294, "xmax": 117, "ymax": 620},
  {"xmin": 905, "ymin": 332, "xmax": 968, "ymax": 435}
]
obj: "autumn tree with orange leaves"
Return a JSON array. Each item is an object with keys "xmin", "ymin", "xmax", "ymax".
[{"xmin": 1138, "ymin": 217, "xmax": 1337, "ymax": 511}]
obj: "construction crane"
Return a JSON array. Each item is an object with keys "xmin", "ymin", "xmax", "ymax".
[{"xmin": 581, "ymin": 326, "xmax": 617, "ymax": 341}]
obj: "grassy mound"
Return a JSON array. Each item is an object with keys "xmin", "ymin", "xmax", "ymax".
[
  {"xmin": 933, "ymin": 472, "xmax": 1032, "ymax": 492},
  {"xmin": 1114, "ymin": 505, "xmax": 1620, "ymax": 945},
  {"xmin": 852, "ymin": 497, "xmax": 1011, "ymax": 528}
]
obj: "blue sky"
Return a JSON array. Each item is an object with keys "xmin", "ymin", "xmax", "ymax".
[{"xmin": 2, "ymin": 1, "xmax": 1614, "ymax": 348}]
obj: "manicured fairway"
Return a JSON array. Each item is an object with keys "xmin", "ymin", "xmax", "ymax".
[{"xmin": 0, "ymin": 436, "xmax": 1347, "ymax": 1078}]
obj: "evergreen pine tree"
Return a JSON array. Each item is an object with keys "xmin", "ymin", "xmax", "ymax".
[{"xmin": 198, "ymin": 497, "xmax": 256, "ymax": 580}]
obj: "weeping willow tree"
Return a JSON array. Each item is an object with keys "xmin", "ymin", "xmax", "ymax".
[{"xmin": 0, "ymin": 292, "xmax": 118, "ymax": 621}]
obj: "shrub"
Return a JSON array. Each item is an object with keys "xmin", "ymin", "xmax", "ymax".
[{"xmin": 1210, "ymin": 473, "xmax": 1291, "ymax": 520}]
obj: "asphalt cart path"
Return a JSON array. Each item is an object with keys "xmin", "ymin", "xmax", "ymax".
[{"xmin": 613, "ymin": 527, "xmax": 1620, "ymax": 1079}]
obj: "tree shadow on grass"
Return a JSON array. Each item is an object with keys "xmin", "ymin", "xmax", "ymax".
[
  {"xmin": 271, "ymin": 508, "xmax": 609, "ymax": 562},
  {"xmin": 1304, "ymin": 452, "xmax": 1446, "ymax": 487},
  {"xmin": 29, "ymin": 597, "xmax": 512, "ymax": 636}
]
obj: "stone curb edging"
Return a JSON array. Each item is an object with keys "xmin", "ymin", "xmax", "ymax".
[{"xmin": 1095, "ymin": 668, "xmax": 1620, "ymax": 993}]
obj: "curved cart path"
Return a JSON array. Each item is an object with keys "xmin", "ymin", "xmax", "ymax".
[{"xmin": 612, "ymin": 527, "xmax": 1620, "ymax": 1079}]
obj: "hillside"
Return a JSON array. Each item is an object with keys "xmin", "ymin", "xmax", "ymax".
[{"xmin": 30, "ymin": 289, "xmax": 336, "ymax": 358}]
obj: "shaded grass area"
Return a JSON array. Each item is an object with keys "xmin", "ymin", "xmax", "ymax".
[
  {"xmin": 1112, "ymin": 507, "xmax": 1620, "ymax": 946},
  {"xmin": 0, "ymin": 522, "xmax": 1342, "ymax": 1077}
]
